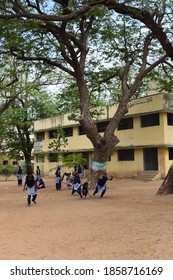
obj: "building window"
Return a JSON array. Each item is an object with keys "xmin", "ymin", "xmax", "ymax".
[
  {"xmin": 63, "ymin": 127, "xmax": 73, "ymax": 137},
  {"xmin": 48, "ymin": 153, "xmax": 58, "ymax": 162},
  {"xmin": 78, "ymin": 126, "xmax": 86, "ymax": 135},
  {"xmin": 118, "ymin": 117, "xmax": 133, "ymax": 130},
  {"xmin": 168, "ymin": 148, "xmax": 173, "ymax": 160},
  {"xmin": 167, "ymin": 113, "xmax": 173, "ymax": 126},
  {"xmin": 63, "ymin": 152, "xmax": 72, "ymax": 158},
  {"xmin": 12, "ymin": 161, "xmax": 18, "ymax": 165},
  {"xmin": 141, "ymin": 113, "xmax": 160, "ymax": 127},
  {"xmin": 49, "ymin": 127, "xmax": 73, "ymax": 139},
  {"xmin": 48, "ymin": 130, "xmax": 57, "ymax": 139},
  {"xmin": 36, "ymin": 132, "xmax": 45, "ymax": 141},
  {"xmin": 118, "ymin": 149, "xmax": 134, "ymax": 161},
  {"xmin": 36, "ymin": 154, "xmax": 44, "ymax": 162},
  {"xmin": 3, "ymin": 160, "xmax": 8, "ymax": 165},
  {"xmin": 97, "ymin": 121, "xmax": 109, "ymax": 133}
]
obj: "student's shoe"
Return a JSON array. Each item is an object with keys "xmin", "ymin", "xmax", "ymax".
[{"xmin": 27, "ymin": 204, "xmax": 30, "ymax": 207}]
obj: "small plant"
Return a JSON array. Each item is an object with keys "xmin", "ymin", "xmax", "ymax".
[
  {"xmin": 0, "ymin": 165, "xmax": 16, "ymax": 180},
  {"xmin": 48, "ymin": 125, "xmax": 68, "ymax": 165},
  {"xmin": 62, "ymin": 153, "xmax": 86, "ymax": 169}
]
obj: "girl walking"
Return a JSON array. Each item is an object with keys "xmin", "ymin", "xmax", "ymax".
[
  {"xmin": 23, "ymin": 172, "xmax": 37, "ymax": 207},
  {"xmin": 55, "ymin": 166, "xmax": 62, "ymax": 190},
  {"xmin": 16, "ymin": 166, "xmax": 23, "ymax": 186}
]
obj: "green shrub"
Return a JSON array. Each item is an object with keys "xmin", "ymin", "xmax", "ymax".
[
  {"xmin": 0, "ymin": 165, "xmax": 16, "ymax": 180},
  {"xmin": 62, "ymin": 153, "xmax": 86, "ymax": 168}
]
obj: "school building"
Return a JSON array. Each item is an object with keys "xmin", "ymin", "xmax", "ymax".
[
  {"xmin": 0, "ymin": 153, "xmax": 18, "ymax": 167},
  {"xmin": 33, "ymin": 91, "xmax": 173, "ymax": 180}
]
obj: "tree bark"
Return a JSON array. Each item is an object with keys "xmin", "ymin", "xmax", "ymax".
[{"xmin": 156, "ymin": 164, "xmax": 173, "ymax": 195}]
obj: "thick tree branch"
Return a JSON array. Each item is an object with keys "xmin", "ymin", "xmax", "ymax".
[
  {"xmin": 0, "ymin": 5, "xmax": 91, "ymax": 21},
  {"xmin": 99, "ymin": 0, "xmax": 173, "ymax": 60},
  {"xmin": 9, "ymin": 47, "xmax": 75, "ymax": 77}
]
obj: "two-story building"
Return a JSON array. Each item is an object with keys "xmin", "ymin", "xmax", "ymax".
[
  {"xmin": 33, "ymin": 91, "xmax": 173, "ymax": 179},
  {"xmin": 0, "ymin": 153, "xmax": 18, "ymax": 167}
]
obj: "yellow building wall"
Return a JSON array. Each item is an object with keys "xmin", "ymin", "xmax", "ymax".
[
  {"xmin": 116, "ymin": 113, "xmax": 165, "ymax": 148},
  {"xmin": 158, "ymin": 147, "xmax": 166, "ymax": 178},
  {"xmin": 107, "ymin": 148, "xmax": 144, "ymax": 177},
  {"xmin": 108, "ymin": 94, "xmax": 164, "ymax": 117},
  {"xmin": 160, "ymin": 112, "xmax": 173, "ymax": 176},
  {"xmin": 34, "ymin": 115, "xmax": 76, "ymax": 131},
  {"xmin": 164, "ymin": 149, "xmax": 173, "ymax": 177},
  {"xmin": 127, "ymin": 94, "xmax": 164, "ymax": 115},
  {"xmin": 0, "ymin": 153, "xmax": 18, "ymax": 167},
  {"xmin": 33, "ymin": 93, "xmax": 173, "ymax": 178},
  {"xmin": 37, "ymin": 127, "xmax": 93, "ymax": 153}
]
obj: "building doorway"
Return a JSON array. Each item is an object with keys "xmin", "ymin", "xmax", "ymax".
[{"xmin": 143, "ymin": 148, "xmax": 158, "ymax": 170}]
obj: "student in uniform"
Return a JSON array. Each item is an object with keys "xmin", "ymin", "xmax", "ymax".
[
  {"xmin": 71, "ymin": 172, "xmax": 81, "ymax": 195},
  {"xmin": 80, "ymin": 182, "xmax": 89, "ymax": 198},
  {"xmin": 93, "ymin": 172, "xmax": 113, "ymax": 198},
  {"xmin": 36, "ymin": 166, "xmax": 41, "ymax": 182},
  {"xmin": 55, "ymin": 166, "xmax": 62, "ymax": 190},
  {"xmin": 23, "ymin": 172, "xmax": 37, "ymax": 207},
  {"xmin": 77, "ymin": 165, "xmax": 83, "ymax": 180},
  {"xmin": 37, "ymin": 178, "xmax": 45, "ymax": 189},
  {"xmin": 72, "ymin": 181, "xmax": 89, "ymax": 198},
  {"xmin": 16, "ymin": 166, "xmax": 23, "ymax": 186}
]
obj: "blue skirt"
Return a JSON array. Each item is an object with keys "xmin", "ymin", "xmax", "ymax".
[
  {"xmin": 96, "ymin": 184, "xmax": 106, "ymax": 193},
  {"xmin": 27, "ymin": 186, "xmax": 37, "ymax": 196}
]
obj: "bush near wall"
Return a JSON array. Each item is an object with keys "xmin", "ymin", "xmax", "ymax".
[{"xmin": 0, "ymin": 165, "xmax": 17, "ymax": 180}]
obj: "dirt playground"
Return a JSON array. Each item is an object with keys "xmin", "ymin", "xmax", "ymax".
[{"xmin": 0, "ymin": 176, "xmax": 173, "ymax": 260}]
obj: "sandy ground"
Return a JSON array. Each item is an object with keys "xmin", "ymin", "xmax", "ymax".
[{"xmin": 0, "ymin": 176, "xmax": 173, "ymax": 260}]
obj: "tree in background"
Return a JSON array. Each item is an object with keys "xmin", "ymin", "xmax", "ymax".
[
  {"xmin": 0, "ymin": 55, "xmax": 19, "ymax": 115},
  {"xmin": 0, "ymin": 165, "xmax": 16, "ymax": 181},
  {"xmin": 0, "ymin": 1, "xmax": 172, "ymax": 178},
  {"xmin": 0, "ymin": 60, "xmax": 59, "ymax": 167}
]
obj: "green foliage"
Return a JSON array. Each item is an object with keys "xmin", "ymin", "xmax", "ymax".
[
  {"xmin": 0, "ymin": 0, "xmax": 170, "ymax": 114},
  {"xmin": 48, "ymin": 125, "xmax": 68, "ymax": 153},
  {"xmin": 159, "ymin": 80, "xmax": 173, "ymax": 93},
  {"xmin": 0, "ymin": 58, "xmax": 59, "ymax": 163},
  {"xmin": 0, "ymin": 0, "xmax": 172, "ymax": 165},
  {"xmin": 0, "ymin": 165, "xmax": 16, "ymax": 180},
  {"xmin": 55, "ymin": 80, "xmax": 105, "ymax": 120},
  {"xmin": 62, "ymin": 153, "xmax": 86, "ymax": 169}
]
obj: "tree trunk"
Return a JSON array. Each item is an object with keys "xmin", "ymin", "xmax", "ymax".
[
  {"xmin": 156, "ymin": 164, "xmax": 173, "ymax": 195},
  {"xmin": 23, "ymin": 152, "xmax": 33, "ymax": 174},
  {"xmin": 87, "ymin": 138, "xmax": 118, "ymax": 188}
]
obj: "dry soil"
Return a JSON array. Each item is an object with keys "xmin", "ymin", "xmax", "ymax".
[{"xmin": 0, "ymin": 176, "xmax": 173, "ymax": 260}]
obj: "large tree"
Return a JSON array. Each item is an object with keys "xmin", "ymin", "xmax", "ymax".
[
  {"xmin": 0, "ymin": 55, "xmax": 19, "ymax": 115},
  {"xmin": 0, "ymin": 60, "xmax": 59, "ymax": 165},
  {"xmin": 0, "ymin": 1, "xmax": 172, "ymax": 176}
]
